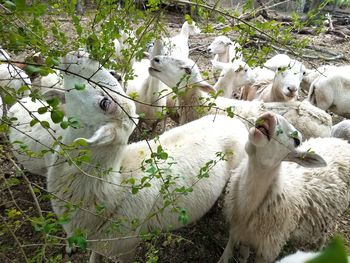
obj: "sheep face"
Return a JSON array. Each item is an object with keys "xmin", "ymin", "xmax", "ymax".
[
  {"xmin": 60, "ymin": 50, "xmax": 137, "ymax": 145},
  {"xmin": 226, "ymin": 60, "xmax": 255, "ymax": 87},
  {"xmin": 149, "ymin": 55, "xmax": 202, "ymax": 88},
  {"xmin": 246, "ymin": 112, "xmax": 326, "ymax": 168},
  {"xmin": 207, "ymin": 36, "xmax": 232, "ymax": 55},
  {"xmin": 273, "ymin": 61, "xmax": 306, "ymax": 99}
]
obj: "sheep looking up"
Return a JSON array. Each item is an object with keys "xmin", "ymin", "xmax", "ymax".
[
  {"xmin": 148, "ymin": 55, "xmax": 331, "ymax": 138},
  {"xmin": 47, "ymin": 50, "xmax": 248, "ymax": 262},
  {"xmin": 241, "ymin": 54, "xmax": 306, "ymax": 102},
  {"xmin": 308, "ymin": 66, "xmax": 350, "ymax": 118},
  {"xmin": 162, "ymin": 21, "xmax": 201, "ymax": 59},
  {"xmin": 219, "ymin": 112, "xmax": 350, "ymax": 263}
]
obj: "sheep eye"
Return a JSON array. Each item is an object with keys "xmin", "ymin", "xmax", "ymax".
[
  {"xmin": 293, "ymin": 137, "xmax": 301, "ymax": 147},
  {"xmin": 244, "ymin": 69, "xmax": 248, "ymax": 72},
  {"xmin": 303, "ymin": 71, "xmax": 306, "ymax": 76},
  {"xmin": 99, "ymin": 97, "xmax": 111, "ymax": 111},
  {"xmin": 277, "ymin": 67, "xmax": 282, "ymax": 71},
  {"xmin": 183, "ymin": 67, "xmax": 192, "ymax": 75}
]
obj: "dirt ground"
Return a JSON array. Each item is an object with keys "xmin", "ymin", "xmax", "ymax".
[{"xmin": 1, "ymin": 7, "xmax": 350, "ymax": 263}]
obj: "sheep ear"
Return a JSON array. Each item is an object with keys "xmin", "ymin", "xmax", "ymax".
[
  {"xmin": 74, "ymin": 124, "xmax": 115, "ymax": 147},
  {"xmin": 197, "ymin": 81, "xmax": 216, "ymax": 93},
  {"xmin": 264, "ymin": 54, "xmax": 291, "ymax": 71},
  {"xmin": 42, "ymin": 89, "xmax": 66, "ymax": 103},
  {"xmin": 284, "ymin": 150, "xmax": 327, "ymax": 168}
]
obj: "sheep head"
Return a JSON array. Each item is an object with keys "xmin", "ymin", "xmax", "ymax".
[
  {"xmin": 212, "ymin": 60, "xmax": 256, "ymax": 87},
  {"xmin": 60, "ymin": 49, "xmax": 137, "ymax": 146},
  {"xmin": 265, "ymin": 54, "xmax": 306, "ymax": 100},
  {"xmin": 246, "ymin": 112, "xmax": 326, "ymax": 168},
  {"xmin": 149, "ymin": 55, "xmax": 215, "ymax": 93},
  {"xmin": 207, "ymin": 36, "xmax": 232, "ymax": 55}
]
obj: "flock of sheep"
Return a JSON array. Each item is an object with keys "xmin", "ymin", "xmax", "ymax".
[{"xmin": 0, "ymin": 19, "xmax": 350, "ymax": 263}]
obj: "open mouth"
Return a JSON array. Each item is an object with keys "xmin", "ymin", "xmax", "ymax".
[
  {"xmin": 255, "ymin": 119, "xmax": 271, "ymax": 140},
  {"xmin": 148, "ymin": 67, "xmax": 161, "ymax": 73}
]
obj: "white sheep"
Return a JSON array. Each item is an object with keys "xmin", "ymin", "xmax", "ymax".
[
  {"xmin": 208, "ymin": 36, "xmax": 243, "ymax": 80},
  {"xmin": 208, "ymin": 36, "xmax": 243, "ymax": 63},
  {"xmin": 276, "ymin": 250, "xmax": 350, "ymax": 263},
  {"xmin": 241, "ymin": 54, "xmax": 306, "ymax": 102},
  {"xmin": 125, "ymin": 39, "xmax": 169, "ymax": 126},
  {"xmin": 0, "ymin": 62, "xmax": 32, "ymax": 97},
  {"xmin": 300, "ymin": 65, "xmax": 337, "ymax": 92},
  {"xmin": 31, "ymin": 69, "xmax": 63, "ymax": 95},
  {"xmin": 211, "ymin": 59, "xmax": 256, "ymax": 99},
  {"xmin": 8, "ymin": 96, "xmax": 63, "ymax": 175},
  {"xmin": 47, "ymin": 50, "xmax": 248, "ymax": 262},
  {"xmin": 219, "ymin": 112, "xmax": 350, "ymax": 263},
  {"xmin": 308, "ymin": 66, "xmax": 350, "ymax": 118},
  {"xmin": 331, "ymin": 120, "xmax": 350, "ymax": 142},
  {"xmin": 148, "ymin": 55, "xmax": 332, "ymax": 139},
  {"xmin": 162, "ymin": 21, "xmax": 201, "ymax": 59}
]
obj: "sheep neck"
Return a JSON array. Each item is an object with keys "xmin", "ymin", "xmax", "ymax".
[
  {"xmin": 217, "ymin": 51, "xmax": 230, "ymax": 63},
  {"xmin": 270, "ymin": 80, "xmax": 287, "ymax": 102},
  {"xmin": 180, "ymin": 25, "xmax": 191, "ymax": 39},
  {"xmin": 237, "ymin": 154, "xmax": 281, "ymax": 219},
  {"xmin": 178, "ymin": 84, "xmax": 206, "ymax": 124}
]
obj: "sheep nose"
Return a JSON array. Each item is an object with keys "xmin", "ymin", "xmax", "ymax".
[
  {"xmin": 287, "ymin": 86, "xmax": 297, "ymax": 93},
  {"xmin": 154, "ymin": 57, "xmax": 160, "ymax": 63}
]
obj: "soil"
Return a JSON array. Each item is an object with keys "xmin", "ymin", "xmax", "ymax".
[{"xmin": 1, "ymin": 7, "xmax": 350, "ymax": 263}]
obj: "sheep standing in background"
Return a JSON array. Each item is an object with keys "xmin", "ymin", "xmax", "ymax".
[
  {"xmin": 163, "ymin": 20, "xmax": 201, "ymax": 59},
  {"xmin": 208, "ymin": 36, "xmax": 242, "ymax": 80},
  {"xmin": 331, "ymin": 120, "xmax": 350, "ymax": 142},
  {"xmin": 241, "ymin": 54, "xmax": 306, "ymax": 102},
  {"xmin": 300, "ymin": 65, "xmax": 337, "ymax": 92},
  {"xmin": 47, "ymin": 50, "xmax": 248, "ymax": 263},
  {"xmin": 308, "ymin": 66, "xmax": 350, "ymax": 118},
  {"xmin": 219, "ymin": 112, "xmax": 350, "ymax": 263},
  {"xmin": 148, "ymin": 55, "xmax": 331, "ymax": 138},
  {"xmin": 211, "ymin": 59, "xmax": 256, "ymax": 99}
]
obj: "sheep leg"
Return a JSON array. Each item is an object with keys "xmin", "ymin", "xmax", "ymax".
[
  {"xmin": 89, "ymin": 251, "xmax": 103, "ymax": 263},
  {"xmin": 238, "ymin": 244, "xmax": 250, "ymax": 263},
  {"xmin": 218, "ymin": 236, "xmax": 235, "ymax": 263}
]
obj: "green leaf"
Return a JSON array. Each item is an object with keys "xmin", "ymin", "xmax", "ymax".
[
  {"xmin": 131, "ymin": 187, "xmax": 139, "ymax": 194},
  {"xmin": 30, "ymin": 119, "xmax": 38, "ymax": 127},
  {"xmin": 51, "ymin": 109, "xmax": 64, "ymax": 123},
  {"xmin": 40, "ymin": 121, "xmax": 50, "ymax": 129},
  {"xmin": 178, "ymin": 208, "xmax": 188, "ymax": 225},
  {"xmin": 26, "ymin": 65, "xmax": 41, "ymax": 75},
  {"xmin": 3, "ymin": 94, "xmax": 16, "ymax": 105},
  {"xmin": 74, "ymin": 138, "xmax": 88, "ymax": 147},
  {"xmin": 60, "ymin": 121, "xmax": 69, "ymax": 129},
  {"xmin": 37, "ymin": 107, "xmax": 48, "ymax": 114},
  {"xmin": 74, "ymin": 83, "xmax": 86, "ymax": 91},
  {"xmin": 307, "ymin": 236, "xmax": 348, "ymax": 263},
  {"xmin": 46, "ymin": 97, "xmax": 60, "ymax": 107}
]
